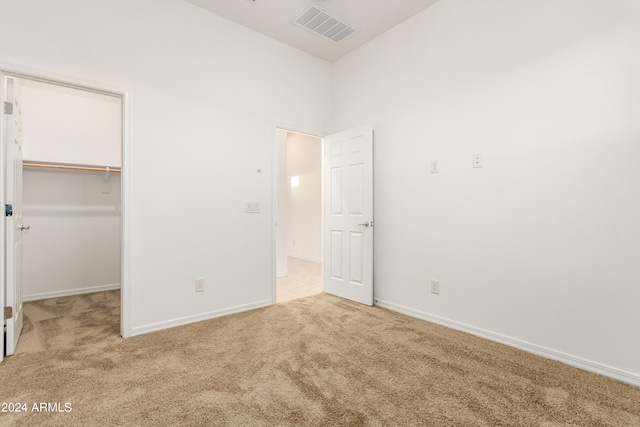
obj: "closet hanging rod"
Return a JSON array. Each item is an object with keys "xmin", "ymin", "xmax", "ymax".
[{"xmin": 22, "ymin": 162, "xmax": 121, "ymax": 173}]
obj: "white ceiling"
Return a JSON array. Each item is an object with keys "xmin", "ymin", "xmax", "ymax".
[{"xmin": 184, "ymin": 0, "xmax": 441, "ymax": 62}]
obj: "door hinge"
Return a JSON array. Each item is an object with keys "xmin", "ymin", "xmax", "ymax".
[
  {"xmin": 4, "ymin": 307, "xmax": 12, "ymax": 320},
  {"xmin": 5, "ymin": 204, "xmax": 13, "ymax": 217},
  {"xmin": 3, "ymin": 101, "xmax": 13, "ymax": 115}
]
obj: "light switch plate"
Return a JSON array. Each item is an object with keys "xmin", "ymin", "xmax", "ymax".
[
  {"xmin": 430, "ymin": 279, "xmax": 440, "ymax": 295},
  {"xmin": 245, "ymin": 202, "xmax": 261, "ymax": 213}
]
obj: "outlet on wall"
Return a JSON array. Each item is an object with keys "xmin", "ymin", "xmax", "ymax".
[
  {"xmin": 430, "ymin": 159, "xmax": 439, "ymax": 173},
  {"xmin": 430, "ymin": 279, "xmax": 440, "ymax": 295},
  {"xmin": 195, "ymin": 278, "xmax": 205, "ymax": 293},
  {"xmin": 472, "ymin": 153, "xmax": 482, "ymax": 168}
]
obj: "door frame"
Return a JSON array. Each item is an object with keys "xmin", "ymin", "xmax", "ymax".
[
  {"xmin": 0, "ymin": 66, "xmax": 133, "ymax": 344},
  {"xmin": 271, "ymin": 123, "xmax": 325, "ymax": 303}
]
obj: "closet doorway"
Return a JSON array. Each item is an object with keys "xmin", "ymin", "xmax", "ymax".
[
  {"xmin": 2, "ymin": 70, "xmax": 127, "ymax": 359},
  {"xmin": 275, "ymin": 129, "xmax": 323, "ymax": 302}
]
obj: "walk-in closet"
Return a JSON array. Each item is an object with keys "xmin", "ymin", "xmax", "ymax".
[{"xmin": 18, "ymin": 78, "xmax": 122, "ymax": 303}]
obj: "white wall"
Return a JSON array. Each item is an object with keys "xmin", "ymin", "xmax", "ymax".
[
  {"xmin": 20, "ymin": 79, "xmax": 122, "ymax": 166},
  {"xmin": 276, "ymin": 129, "xmax": 288, "ymax": 276},
  {"xmin": 0, "ymin": 0, "xmax": 332, "ymax": 334},
  {"xmin": 22, "ymin": 169, "xmax": 121, "ymax": 300},
  {"xmin": 333, "ymin": 0, "xmax": 640, "ymax": 384},
  {"xmin": 286, "ymin": 132, "xmax": 322, "ymax": 262}
]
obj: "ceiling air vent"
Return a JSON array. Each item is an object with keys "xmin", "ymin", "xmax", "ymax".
[{"xmin": 292, "ymin": 3, "xmax": 359, "ymax": 43}]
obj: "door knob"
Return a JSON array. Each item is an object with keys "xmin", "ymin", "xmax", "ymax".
[
  {"xmin": 358, "ymin": 221, "xmax": 370, "ymax": 228},
  {"xmin": 19, "ymin": 224, "xmax": 30, "ymax": 231}
]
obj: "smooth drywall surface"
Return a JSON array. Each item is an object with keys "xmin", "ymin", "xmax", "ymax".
[
  {"xmin": 23, "ymin": 169, "xmax": 121, "ymax": 300},
  {"xmin": 332, "ymin": 0, "xmax": 640, "ymax": 380},
  {"xmin": 20, "ymin": 79, "xmax": 122, "ymax": 167},
  {"xmin": 0, "ymin": 0, "xmax": 332, "ymax": 332},
  {"xmin": 286, "ymin": 132, "xmax": 322, "ymax": 262},
  {"xmin": 276, "ymin": 129, "xmax": 288, "ymax": 276}
]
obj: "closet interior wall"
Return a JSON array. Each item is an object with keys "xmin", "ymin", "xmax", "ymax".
[
  {"xmin": 286, "ymin": 132, "xmax": 322, "ymax": 263},
  {"xmin": 19, "ymin": 78, "xmax": 122, "ymax": 301}
]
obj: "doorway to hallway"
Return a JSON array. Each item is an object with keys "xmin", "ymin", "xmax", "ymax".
[{"xmin": 275, "ymin": 129, "xmax": 323, "ymax": 303}]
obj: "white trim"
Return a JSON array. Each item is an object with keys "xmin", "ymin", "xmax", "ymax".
[
  {"xmin": 24, "ymin": 283, "xmax": 121, "ymax": 302},
  {"xmin": 0, "ymin": 62, "xmax": 128, "ymax": 97},
  {"xmin": 131, "ymin": 299, "xmax": 273, "ymax": 337},
  {"xmin": 273, "ymin": 121, "xmax": 326, "ymax": 141},
  {"xmin": 120, "ymin": 91, "xmax": 132, "ymax": 338},
  {"xmin": 374, "ymin": 298, "xmax": 640, "ymax": 388},
  {"xmin": 277, "ymin": 271, "xmax": 289, "ymax": 278},
  {"xmin": 287, "ymin": 254, "xmax": 322, "ymax": 263},
  {"xmin": 270, "ymin": 124, "xmax": 278, "ymax": 304}
]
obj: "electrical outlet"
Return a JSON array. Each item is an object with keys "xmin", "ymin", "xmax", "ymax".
[
  {"xmin": 430, "ymin": 159, "xmax": 439, "ymax": 173},
  {"xmin": 472, "ymin": 153, "xmax": 482, "ymax": 168},
  {"xmin": 195, "ymin": 278, "xmax": 205, "ymax": 293},
  {"xmin": 430, "ymin": 279, "xmax": 440, "ymax": 295}
]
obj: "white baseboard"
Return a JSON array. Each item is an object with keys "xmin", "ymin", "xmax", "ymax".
[
  {"xmin": 374, "ymin": 299, "xmax": 640, "ymax": 388},
  {"xmin": 24, "ymin": 283, "xmax": 121, "ymax": 302},
  {"xmin": 277, "ymin": 270, "xmax": 288, "ymax": 278},
  {"xmin": 287, "ymin": 254, "xmax": 321, "ymax": 263},
  {"xmin": 131, "ymin": 299, "xmax": 273, "ymax": 337}
]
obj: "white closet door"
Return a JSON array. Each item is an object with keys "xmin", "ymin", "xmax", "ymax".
[{"xmin": 4, "ymin": 76, "xmax": 26, "ymax": 356}]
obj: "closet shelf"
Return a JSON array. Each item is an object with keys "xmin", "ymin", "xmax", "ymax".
[{"xmin": 23, "ymin": 161, "xmax": 121, "ymax": 173}]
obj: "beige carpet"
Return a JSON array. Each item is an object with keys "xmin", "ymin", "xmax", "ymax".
[{"xmin": 1, "ymin": 291, "xmax": 639, "ymax": 426}]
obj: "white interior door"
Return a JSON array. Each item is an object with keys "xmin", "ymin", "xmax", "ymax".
[
  {"xmin": 0, "ymin": 76, "xmax": 4, "ymax": 364},
  {"xmin": 4, "ymin": 76, "xmax": 25, "ymax": 356},
  {"xmin": 323, "ymin": 125, "xmax": 373, "ymax": 305}
]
